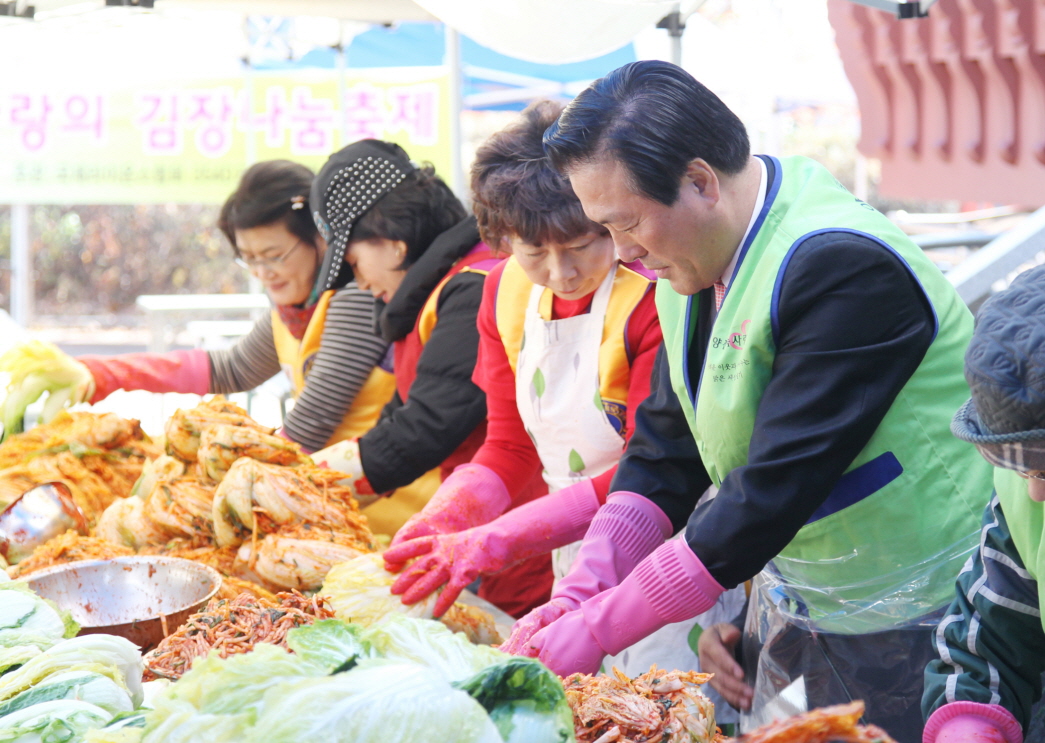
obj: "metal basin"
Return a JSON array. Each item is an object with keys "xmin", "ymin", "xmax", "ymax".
[
  {"xmin": 0, "ymin": 482, "xmax": 88, "ymax": 564},
  {"xmin": 25, "ymin": 556, "xmax": 222, "ymax": 651}
]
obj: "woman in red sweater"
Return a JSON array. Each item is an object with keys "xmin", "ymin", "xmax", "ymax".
[{"xmin": 383, "ymin": 100, "xmax": 661, "ymax": 618}]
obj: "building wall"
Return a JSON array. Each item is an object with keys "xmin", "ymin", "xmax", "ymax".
[{"xmin": 828, "ymin": 0, "xmax": 1045, "ymax": 205}]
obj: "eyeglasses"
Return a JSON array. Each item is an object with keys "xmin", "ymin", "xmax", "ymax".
[
  {"xmin": 235, "ymin": 239, "xmax": 305, "ymax": 271},
  {"xmin": 1016, "ymin": 470, "xmax": 1045, "ymax": 481}
]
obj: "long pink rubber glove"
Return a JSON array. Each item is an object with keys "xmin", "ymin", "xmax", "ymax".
[
  {"xmin": 387, "ymin": 463, "xmax": 512, "ymax": 554},
  {"xmin": 526, "ymin": 538, "xmax": 725, "ymax": 675},
  {"xmin": 384, "ymin": 479, "xmax": 600, "ymax": 617},
  {"xmin": 78, "ymin": 350, "xmax": 211, "ymax": 404},
  {"xmin": 500, "ymin": 492, "xmax": 671, "ymax": 656},
  {"xmin": 923, "ymin": 702, "xmax": 1023, "ymax": 743}
]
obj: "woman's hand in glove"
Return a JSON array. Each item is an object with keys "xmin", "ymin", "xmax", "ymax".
[
  {"xmin": 388, "ymin": 463, "xmax": 512, "ymax": 551},
  {"xmin": 1, "ymin": 341, "xmax": 94, "ymax": 440},
  {"xmin": 387, "ymin": 529, "xmax": 504, "ymax": 618},
  {"xmin": 385, "ymin": 479, "xmax": 601, "ymax": 618}
]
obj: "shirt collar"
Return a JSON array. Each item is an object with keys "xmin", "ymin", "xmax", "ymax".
[{"xmin": 720, "ymin": 157, "xmax": 768, "ymax": 288}]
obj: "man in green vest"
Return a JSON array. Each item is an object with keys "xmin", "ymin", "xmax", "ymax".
[
  {"xmin": 500, "ymin": 60, "xmax": 991, "ymax": 740},
  {"xmin": 923, "ymin": 264, "xmax": 1045, "ymax": 743}
]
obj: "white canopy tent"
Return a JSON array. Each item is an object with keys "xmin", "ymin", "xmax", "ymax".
[
  {"xmin": 5, "ymin": 0, "xmax": 436, "ymax": 22},
  {"xmin": 1, "ymin": 0, "xmax": 685, "ymax": 327},
  {"xmin": 5, "ymin": 0, "xmax": 680, "ymax": 63}
]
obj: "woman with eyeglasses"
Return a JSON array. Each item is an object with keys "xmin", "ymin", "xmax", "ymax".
[{"xmin": 13, "ymin": 161, "xmax": 407, "ymax": 530}]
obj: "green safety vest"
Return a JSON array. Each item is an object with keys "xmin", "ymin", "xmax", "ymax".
[
  {"xmin": 995, "ymin": 469, "xmax": 1045, "ymax": 632},
  {"xmin": 657, "ymin": 155, "xmax": 990, "ymax": 634}
]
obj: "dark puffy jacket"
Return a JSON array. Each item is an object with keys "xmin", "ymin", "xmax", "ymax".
[{"xmin": 358, "ymin": 217, "xmax": 488, "ymax": 493}]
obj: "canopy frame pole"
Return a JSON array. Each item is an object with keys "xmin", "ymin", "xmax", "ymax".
[
  {"xmin": 336, "ymin": 21, "xmax": 348, "ymax": 146},
  {"xmin": 241, "ymin": 17, "xmax": 257, "ymax": 168},
  {"xmin": 658, "ymin": 5, "xmax": 685, "ymax": 67},
  {"xmin": 240, "ymin": 19, "xmax": 263, "ymax": 295},
  {"xmin": 445, "ymin": 24, "xmax": 465, "ymax": 199},
  {"xmin": 10, "ymin": 203, "xmax": 31, "ymax": 327}
]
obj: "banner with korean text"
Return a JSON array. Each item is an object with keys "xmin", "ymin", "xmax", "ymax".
[{"xmin": 0, "ymin": 67, "xmax": 451, "ymax": 204}]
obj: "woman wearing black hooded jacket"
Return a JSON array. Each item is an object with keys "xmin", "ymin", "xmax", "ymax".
[{"xmin": 309, "ymin": 141, "xmax": 548, "ymax": 612}]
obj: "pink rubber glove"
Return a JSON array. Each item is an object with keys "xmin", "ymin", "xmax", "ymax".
[
  {"xmin": 78, "ymin": 350, "xmax": 211, "ymax": 404},
  {"xmin": 385, "ymin": 479, "xmax": 600, "ymax": 617},
  {"xmin": 527, "ymin": 538, "xmax": 725, "ymax": 676},
  {"xmin": 387, "ymin": 463, "xmax": 512, "ymax": 553},
  {"xmin": 923, "ymin": 702, "xmax": 1023, "ymax": 743},
  {"xmin": 500, "ymin": 492, "xmax": 671, "ymax": 656}
]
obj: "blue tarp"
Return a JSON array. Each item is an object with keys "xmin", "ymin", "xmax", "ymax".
[{"xmin": 252, "ymin": 21, "xmax": 635, "ymax": 111}]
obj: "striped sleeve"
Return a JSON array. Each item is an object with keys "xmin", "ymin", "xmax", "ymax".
[
  {"xmin": 922, "ymin": 494, "xmax": 1045, "ymax": 730},
  {"xmin": 281, "ymin": 284, "xmax": 389, "ymax": 452},
  {"xmin": 207, "ymin": 314, "xmax": 282, "ymax": 393}
]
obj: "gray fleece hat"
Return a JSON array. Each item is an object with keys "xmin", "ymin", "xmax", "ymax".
[{"xmin": 952, "ymin": 264, "xmax": 1045, "ymax": 471}]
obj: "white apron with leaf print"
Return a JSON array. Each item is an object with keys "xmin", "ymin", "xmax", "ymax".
[
  {"xmin": 515, "ymin": 265, "xmax": 624, "ymax": 582},
  {"xmin": 515, "ymin": 268, "xmax": 745, "ymax": 706}
]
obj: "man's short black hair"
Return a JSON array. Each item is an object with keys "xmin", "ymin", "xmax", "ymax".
[{"xmin": 543, "ymin": 60, "xmax": 750, "ymax": 206}]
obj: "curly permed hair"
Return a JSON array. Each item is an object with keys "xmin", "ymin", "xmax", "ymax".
[{"xmin": 470, "ymin": 100, "xmax": 604, "ymax": 249}]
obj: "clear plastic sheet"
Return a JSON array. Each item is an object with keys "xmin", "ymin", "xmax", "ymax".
[
  {"xmin": 738, "ymin": 572, "xmax": 945, "ymax": 743},
  {"xmin": 767, "ymin": 531, "xmax": 977, "ymax": 635}
]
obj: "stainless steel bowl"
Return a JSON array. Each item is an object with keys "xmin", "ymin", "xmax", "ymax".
[
  {"xmin": 25, "ymin": 556, "xmax": 223, "ymax": 650},
  {"xmin": 0, "ymin": 482, "xmax": 88, "ymax": 564}
]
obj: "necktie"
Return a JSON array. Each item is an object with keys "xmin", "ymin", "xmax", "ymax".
[{"xmin": 713, "ymin": 281, "xmax": 726, "ymax": 312}]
